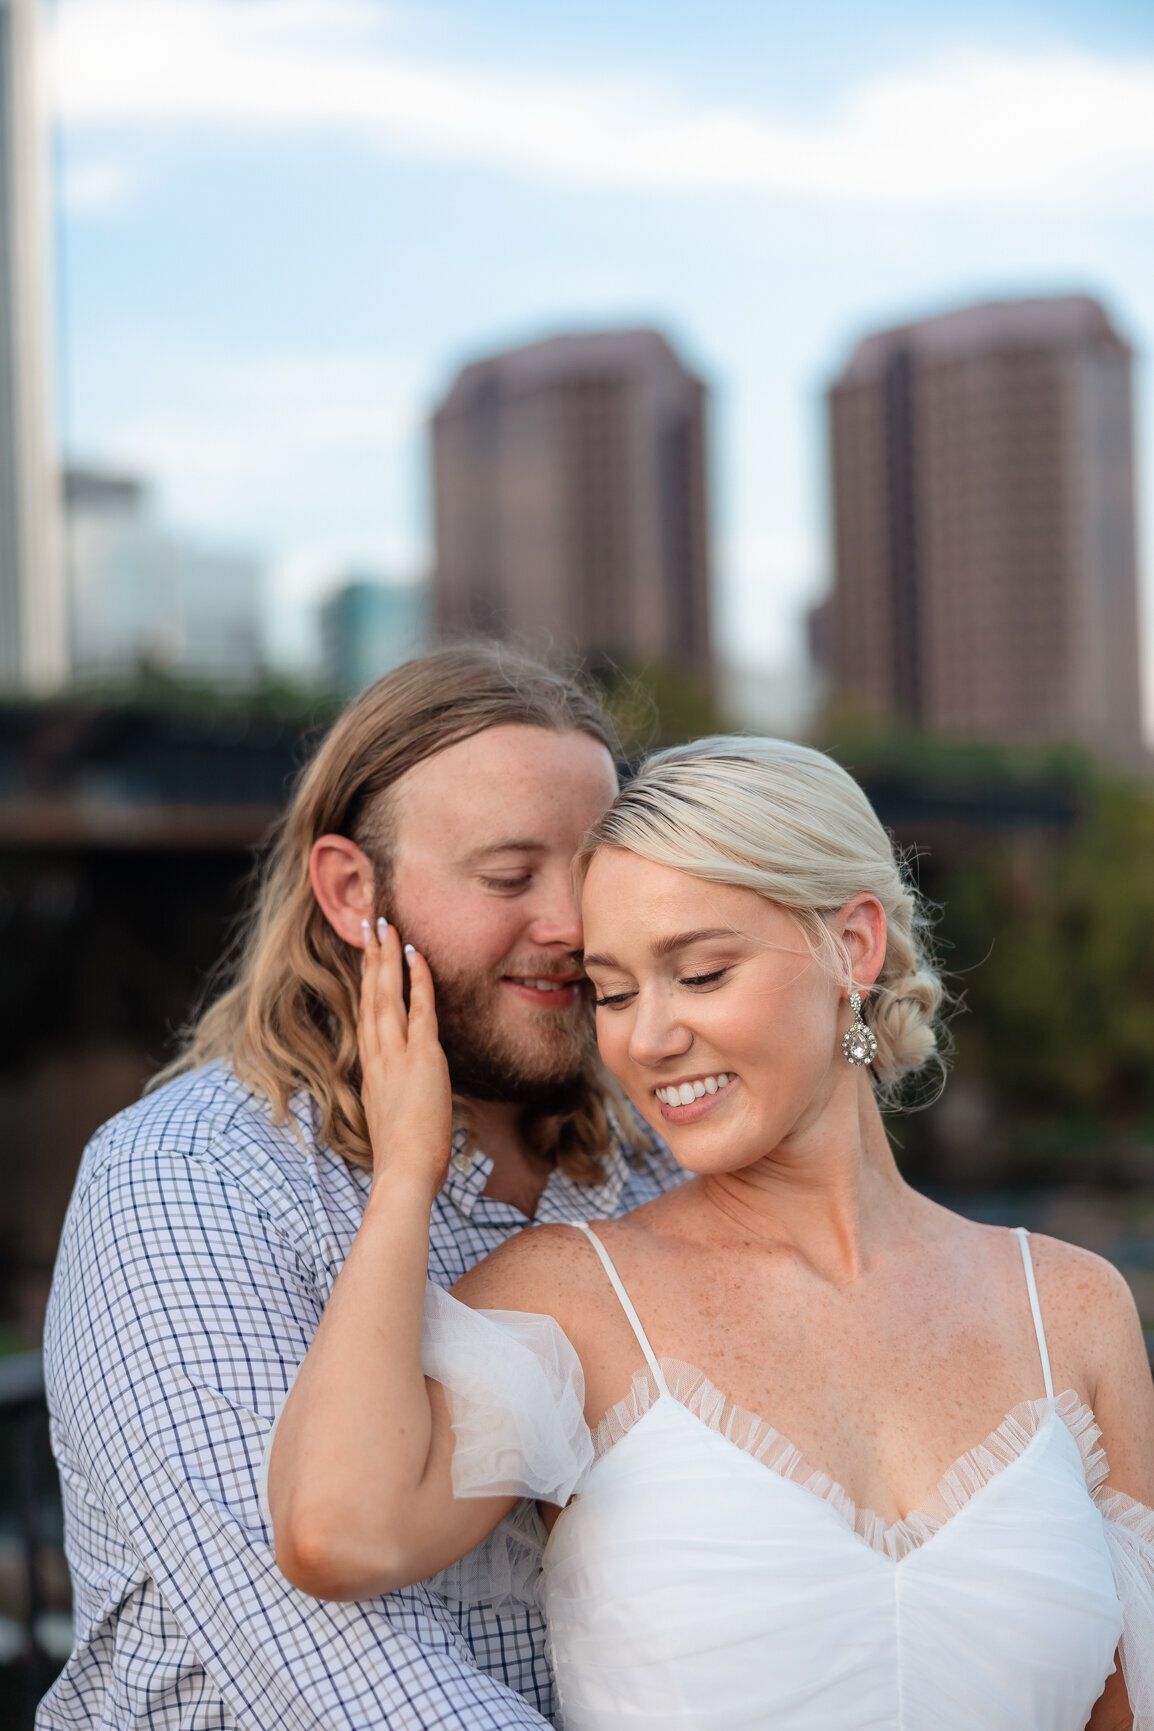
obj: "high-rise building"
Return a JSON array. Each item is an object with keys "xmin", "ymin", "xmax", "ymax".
[
  {"xmin": 817, "ymin": 296, "xmax": 1144, "ymax": 765},
  {"xmin": 432, "ymin": 329, "xmax": 711, "ymax": 676},
  {"xmin": 320, "ymin": 576, "xmax": 429, "ymax": 695},
  {"xmin": 66, "ymin": 466, "xmax": 265, "ymax": 687},
  {"xmin": 0, "ymin": 0, "xmax": 65, "ymax": 691}
]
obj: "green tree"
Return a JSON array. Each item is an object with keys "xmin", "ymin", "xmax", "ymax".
[
  {"xmin": 941, "ymin": 776, "xmax": 1154, "ymax": 1130},
  {"xmin": 592, "ymin": 660, "xmax": 725, "ymax": 756}
]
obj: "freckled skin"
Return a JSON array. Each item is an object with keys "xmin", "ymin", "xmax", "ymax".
[{"xmin": 458, "ymin": 853, "xmax": 1154, "ymax": 1554}]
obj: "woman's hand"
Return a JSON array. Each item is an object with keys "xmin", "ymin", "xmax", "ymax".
[
  {"xmin": 272, "ymin": 922, "xmax": 507, "ymax": 1602},
  {"xmin": 359, "ymin": 917, "xmax": 452, "ymax": 1197}
]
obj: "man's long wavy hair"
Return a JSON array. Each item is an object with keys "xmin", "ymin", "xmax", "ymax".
[{"xmin": 156, "ymin": 643, "xmax": 647, "ymax": 1179}]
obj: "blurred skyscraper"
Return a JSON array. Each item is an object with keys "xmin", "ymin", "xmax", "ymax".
[
  {"xmin": 0, "ymin": 0, "xmax": 65, "ymax": 691},
  {"xmin": 814, "ymin": 296, "xmax": 1144, "ymax": 765},
  {"xmin": 66, "ymin": 467, "xmax": 264, "ymax": 687},
  {"xmin": 432, "ymin": 329, "xmax": 711, "ymax": 676},
  {"xmin": 320, "ymin": 576, "xmax": 429, "ymax": 695}
]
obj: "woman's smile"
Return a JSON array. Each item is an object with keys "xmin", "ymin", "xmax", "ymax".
[{"xmin": 654, "ymin": 1072, "xmax": 738, "ymax": 1122}]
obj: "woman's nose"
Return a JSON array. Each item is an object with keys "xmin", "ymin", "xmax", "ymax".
[{"xmin": 627, "ymin": 989, "xmax": 691, "ymax": 1069}]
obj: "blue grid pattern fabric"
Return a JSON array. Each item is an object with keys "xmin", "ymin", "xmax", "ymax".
[{"xmin": 38, "ymin": 1061, "xmax": 683, "ymax": 1730}]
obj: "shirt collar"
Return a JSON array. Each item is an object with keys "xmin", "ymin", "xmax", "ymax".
[
  {"xmin": 440, "ymin": 1121, "xmax": 632, "ymax": 1223},
  {"xmin": 440, "ymin": 1127, "xmax": 493, "ymax": 1218}
]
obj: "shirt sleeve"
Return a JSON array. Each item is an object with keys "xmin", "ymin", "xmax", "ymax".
[
  {"xmin": 43, "ymin": 1134, "xmax": 549, "ymax": 1731},
  {"xmin": 1097, "ymin": 1489, "xmax": 1154, "ymax": 1729}
]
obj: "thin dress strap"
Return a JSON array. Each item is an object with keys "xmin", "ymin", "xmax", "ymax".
[
  {"xmin": 1014, "ymin": 1226, "xmax": 1054, "ymax": 1400},
  {"xmin": 569, "ymin": 1221, "xmax": 669, "ymax": 1394}
]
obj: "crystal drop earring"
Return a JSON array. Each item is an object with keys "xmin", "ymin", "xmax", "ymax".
[{"xmin": 842, "ymin": 990, "xmax": 878, "ymax": 1067}]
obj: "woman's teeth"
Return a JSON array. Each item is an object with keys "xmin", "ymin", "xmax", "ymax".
[{"xmin": 655, "ymin": 1074, "xmax": 733, "ymax": 1107}]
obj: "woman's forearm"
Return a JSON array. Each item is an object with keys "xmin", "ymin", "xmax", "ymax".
[
  {"xmin": 269, "ymin": 1167, "xmax": 441, "ymax": 1595},
  {"xmin": 269, "ymin": 925, "xmax": 513, "ymax": 1599}
]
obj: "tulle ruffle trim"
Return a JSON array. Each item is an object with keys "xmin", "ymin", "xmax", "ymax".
[
  {"xmin": 593, "ymin": 1360, "xmax": 1106, "ymax": 1564},
  {"xmin": 1097, "ymin": 1487, "xmax": 1154, "ymax": 1730},
  {"xmin": 427, "ymin": 1498, "xmax": 549, "ymax": 1614}
]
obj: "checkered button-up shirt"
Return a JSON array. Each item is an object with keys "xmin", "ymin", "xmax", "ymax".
[{"xmin": 39, "ymin": 1061, "xmax": 683, "ymax": 1730}]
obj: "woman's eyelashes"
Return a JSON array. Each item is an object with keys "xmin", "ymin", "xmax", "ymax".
[
  {"xmin": 680, "ymin": 967, "xmax": 728, "ymax": 989},
  {"xmin": 593, "ymin": 966, "xmax": 730, "ymax": 1008}
]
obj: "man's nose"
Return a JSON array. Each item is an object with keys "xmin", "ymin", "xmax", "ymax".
[{"xmin": 527, "ymin": 870, "xmax": 584, "ymax": 952}]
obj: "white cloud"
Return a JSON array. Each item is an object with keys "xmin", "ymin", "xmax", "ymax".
[
  {"xmin": 71, "ymin": 341, "xmax": 426, "ymax": 545},
  {"xmin": 59, "ymin": 155, "xmax": 142, "ymax": 212},
  {"xmin": 52, "ymin": 0, "xmax": 1154, "ymax": 209},
  {"xmin": 70, "ymin": 338, "xmax": 432, "ymax": 673}
]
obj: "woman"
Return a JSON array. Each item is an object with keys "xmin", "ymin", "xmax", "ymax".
[{"xmin": 269, "ymin": 736, "xmax": 1154, "ymax": 1729}]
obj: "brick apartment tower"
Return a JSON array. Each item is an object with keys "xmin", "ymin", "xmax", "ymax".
[
  {"xmin": 817, "ymin": 297, "xmax": 1144, "ymax": 766},
  {"xmin": 432, "ymin": 329, "xmax": 711, "ymax": 676}
]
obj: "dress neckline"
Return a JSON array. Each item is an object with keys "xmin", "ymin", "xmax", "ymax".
[
  {"xmin": 588, "ymin": 1356, "xmax": 1106, "ymax": 1563},
  {"xmin": 567, "ymin": 1218, "xmax": 1092, "ymax": 1560}
]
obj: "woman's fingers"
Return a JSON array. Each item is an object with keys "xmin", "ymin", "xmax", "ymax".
[
  {"xmin": 372, "ymin": 920, "xmax": 407, "ymax": 1042},
  {"xmin": 358, "ymin": 920, "xmax": 381, "ymax": 1066},
  {"xmin": 402, "ymin": 945, "xmax": 439, "ymax": 1043},
  {"xmin": 357, "ymin": 925, "xmax": 451, "ymax": 1186},
  {"xmin": 359, "ymin": 917, "xmax": 407, "ymax": 1057}
]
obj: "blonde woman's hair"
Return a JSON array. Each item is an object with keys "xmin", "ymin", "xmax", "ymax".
[
  {"xmin": 574, "ymin": 735, "xmax": 947, "ymax": 1108},
  {"xmin": 155, "ymin": 643, "xmax": 635, "ymax": 1171}
]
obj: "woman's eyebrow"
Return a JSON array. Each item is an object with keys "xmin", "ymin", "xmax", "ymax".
[
  {"xmin": 651, "ymin": 926, "xmax": 738, "ymax": 958},
  {"xmin": 583, "ymin": 927, "xmax": 737, "ymax": 970}
]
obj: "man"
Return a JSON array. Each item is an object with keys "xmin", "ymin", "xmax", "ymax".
[{"xmin": 39, "ymin": 645, "xmax": 682, "ymax": 1731}]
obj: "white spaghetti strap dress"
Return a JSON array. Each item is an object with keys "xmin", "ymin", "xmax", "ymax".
[{"xmin": 421, "ymin": 1226, "xmax": 1153, "ymax": 1729}]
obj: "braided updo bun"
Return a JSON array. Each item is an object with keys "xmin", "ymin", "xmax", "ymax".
[{"xmin": 575, "ymin": 736, "xmax": 947, "ymax": 1108}]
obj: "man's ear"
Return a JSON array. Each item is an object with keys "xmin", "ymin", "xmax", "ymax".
[
  {"xmin": 309, "ymin": 835, "xmax": 378, "ymax": 947},
  {"xmin": 831, "ymin": 893, "xmax": 887, "ymax": 993}
]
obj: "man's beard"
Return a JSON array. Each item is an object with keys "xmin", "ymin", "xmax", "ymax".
[{"xmin": 420, "ymin": 949, "xmax": 598, "ymax": 1109}]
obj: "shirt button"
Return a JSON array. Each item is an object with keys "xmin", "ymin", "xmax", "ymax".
[{"xmin": 451, "ymin": 1152, "xmax": 472, "ymax": 1173}]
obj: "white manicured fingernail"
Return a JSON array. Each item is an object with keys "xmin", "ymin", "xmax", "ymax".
[
  {"xmin": 377, "ymin": 917, "xmax": 388, "ymax": 941},
  {"xmin": 404, "ymin": 943, "xmax": 416, "ymax": 957}
]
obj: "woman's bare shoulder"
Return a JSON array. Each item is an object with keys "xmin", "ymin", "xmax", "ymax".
[
  {"xmin": 451, "ymin": 1221, "xmax": 606, "ymax": 1320},
  {"xmin": 1026, "ymin": 1232, "xmax": 1154, "ymax": 1486},
  {"xmin": 1025, "ymin": 1230, "xmax": 1142, "ymax": 1351}
]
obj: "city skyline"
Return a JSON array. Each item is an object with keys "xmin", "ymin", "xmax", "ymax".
[
  {"xmin": 45, "ymin": 0, "xmax": 1154, "ymax": 737},
  {"xmin": 818, "ymin": 295, "xmax": 1144, "ymax": 766},
  {"xmin": 433, "ymin": 329, "xmax": 711, "ymax": 677},
  {"xmin": 65, "ymin": 463, "xmax": 265, "ymax": 686}
]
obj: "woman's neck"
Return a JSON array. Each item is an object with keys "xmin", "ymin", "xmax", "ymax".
[{"xmin": 698, "ymin": 1095, "xmax": 914, "ymax": 1284}]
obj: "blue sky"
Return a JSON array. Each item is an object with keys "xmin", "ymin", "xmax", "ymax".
[{"xmin": 51, "ymin": 0, "xmax": 1154, "ymax": 731}]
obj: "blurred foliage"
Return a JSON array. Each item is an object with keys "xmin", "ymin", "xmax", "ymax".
[
  {"xmin": 590, "ymin": 659, "xmax": 724, "ymax": 756},
  {"xmin": 53, "ymin": 653, "xmax": 724, "ymax": 752},
  {"xmin": 814, "ymin": 712, "xmax": 1154, "ymax": 1172},
  {"xmin": 939, "ymin": 775, "xmax": 1154, "ymax": 1131},
  {"xmin": 55, "ymin": 667, "xmax": 343, "ymax": 727},
  {"xmin": 819, "ymin": 701, "xmax": 1100, "ymax": 787}
]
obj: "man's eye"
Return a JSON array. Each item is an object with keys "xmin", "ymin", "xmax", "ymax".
[
  {"xmin": 481, "ymin": 875, "xmax": 532, "ymax": 892},
  {"xmin": 593, "ymin": 990, "xmax": 635, "ymax": 1009},
  {"xmin": 681, "ymin": 968, "xmax": 727, "ymax": 988}
]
